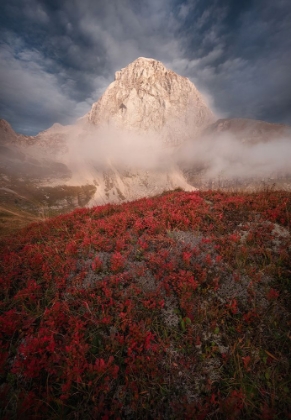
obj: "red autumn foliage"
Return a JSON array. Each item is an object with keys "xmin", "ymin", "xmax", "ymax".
[{"xmin": 0, "ymin": 189, "xmax": 290, "ymax": 418}]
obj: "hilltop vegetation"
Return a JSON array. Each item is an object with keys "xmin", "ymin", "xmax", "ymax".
[{"xmin": 0, "ymin": 190, "xmax": 291, "ymax": 419}]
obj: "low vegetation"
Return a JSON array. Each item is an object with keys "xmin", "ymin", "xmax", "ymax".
[{"xmin": 0, "ymin": 189, "xmax": 290, "ymax": 419}]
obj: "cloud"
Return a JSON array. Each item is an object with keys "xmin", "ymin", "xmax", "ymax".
[
  {"xmin": 55, "ymin": 119, "xmax": 291, "ymax": 190},
  {"xmin": 0, "ymin": 34, "xmax": 110, "ymax": 134},
  {"xmin": 67, "ymin": 124, "xmax": 175, "ymax": 175},
  {"xmin": 178, "ymin": 3, "xmax": 192, "ymax": 20},
  {"xmin": 174, "ymin": 0, "xmax": 291, "ymax": 125},
  {"xmin": 178, "ymin": 131, "xmax": 291, "ymax": 181}
]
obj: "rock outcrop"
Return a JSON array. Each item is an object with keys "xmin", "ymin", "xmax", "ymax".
[{"xmin": 87, "ymin": 57, "xmax": 215, "ymax": 144}]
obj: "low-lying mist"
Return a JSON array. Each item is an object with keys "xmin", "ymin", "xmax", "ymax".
[
  {"xmin": 177, "ymin": 133, "xmax": 291, "ymax": 180},
  {"xmin": 67, "ymin": 124, "xmax": 176, "ymax": 173},
  {"xmin": 65, "ymin": 122, "xmax": 291, "ymax": 185}
]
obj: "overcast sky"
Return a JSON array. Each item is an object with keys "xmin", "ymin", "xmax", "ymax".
[{"xmin": 0, "ymin": 0, "xmax": 290, "ymax": 135}]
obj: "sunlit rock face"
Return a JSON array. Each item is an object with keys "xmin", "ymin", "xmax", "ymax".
[{"xmin": 87, "ymin": 57, "xmax": 215, "ymax": 144}]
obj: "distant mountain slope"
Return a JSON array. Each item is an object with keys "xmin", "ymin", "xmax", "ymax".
[
  {"xmin": 204, "ymin": 118, "xmax": 291, "ymax": 144},
  {"xmin": 0, "ymin": 119, "xmax": 70, "ymax": 176},
  {"xmin": 178, "ymin": 117, "xmax": 291, "ymax": 190}
]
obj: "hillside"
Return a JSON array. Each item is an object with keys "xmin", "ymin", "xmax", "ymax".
[{"xmin": 0, "ymin": 189, "xmax": 291, "ymax": 419}]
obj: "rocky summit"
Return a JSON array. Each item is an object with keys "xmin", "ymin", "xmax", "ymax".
[{"xmin": 87, "ymin": 57, "xmax": 215, "ymax": 144}]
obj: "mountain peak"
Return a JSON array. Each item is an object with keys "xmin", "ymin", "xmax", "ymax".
[
  {"xmin": 134, "ymin": 56, "xmax": 159, "ymax": 64},
  {"xmin": 88, "ymin": 58, "xmax": 215, "ymax": 140},
  {"xmin": 114, "ymin": 57, "xmax": 168, "ymax": 83}
]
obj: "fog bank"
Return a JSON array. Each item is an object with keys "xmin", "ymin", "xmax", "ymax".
[
  {"xmin": 65, "ymin": 122, "xmax": 291, "ymax": 184},
  {"xmin": 177, "ymin": 132, "xmax": 291, "ymax": 180}
]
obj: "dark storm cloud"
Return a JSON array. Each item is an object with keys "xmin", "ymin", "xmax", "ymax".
[
  {"xmin": 0, "ymin": 0, "xmax": 290, "ymax": 134},
  {"xmin": 171, "ymin": 0, "xmax": 291, "ymax": 123}
]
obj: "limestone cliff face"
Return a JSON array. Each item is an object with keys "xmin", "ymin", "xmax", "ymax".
[{"xmin": 88, "ymin": 57, "xmax": 214, "ymax": 143}]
